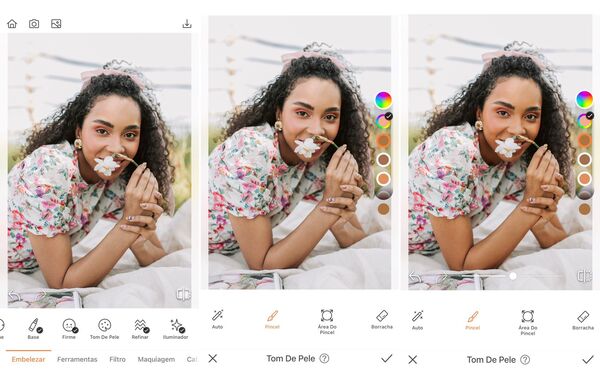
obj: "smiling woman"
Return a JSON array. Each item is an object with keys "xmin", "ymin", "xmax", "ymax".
[
  {"xmin": 208, "ymin": 43, "xmax": 374, "ymax": 270},
  {"xmin": 7, "ymin": 60, "xmax": 176, "ymax": 288}
]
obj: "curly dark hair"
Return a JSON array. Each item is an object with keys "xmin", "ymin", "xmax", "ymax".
[
  {"xmin": 21, "ymin": 73, "xmax": 175, "ymax": 210},
  {"xmin": 424, "ymin": 54, "xmax": 576, "ymax": 194},
  {"xmin": 223, "ymin": 55, "xmax": 374, "ymax": 184}
]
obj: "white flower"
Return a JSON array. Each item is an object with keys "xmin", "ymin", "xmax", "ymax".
[
  {"xmin": 94, "ymin": 156, "xmax": 119, "ymax": 176},
  {"xmin": 294, "ymin": 138, "xmax": 320, "ymax": 159},
  {"xmin": 494, "ymin": 137, "xmax": 521, "ymax": 158}
]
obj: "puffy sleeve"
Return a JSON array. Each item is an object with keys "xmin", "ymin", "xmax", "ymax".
[
  {"xmin": 503, "ymin": 158, "xmax": 528, "ymax": 202},
  {"xmin": 101, "ymin": 179, "xmax": 127, "ymax": 221},
  {"xmin": 209, "ymin": 129, "xmax": 276, "ymax": 219},
  {"xmin": 302, "ymin": 159, "xmax": 327, "ymax": 202},
  {"xmin": 9, "ymin": 146, "xmax": 75, "ymax": 237},
  {"xmin": 409, "ymin": 128, "xmax": 477, "ymax": 219}
]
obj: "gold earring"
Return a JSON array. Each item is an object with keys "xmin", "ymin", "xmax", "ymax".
[
  {"xmin": 274, "ymin": 121, "xmax": 283, "ymax": 132},
  {"xmin": 74, "ymin": 138, "xmax": 83, "ymax": 150},
  {"xmin": 475, "ymin": 120, "xmax": 484, "ymax": 131}
]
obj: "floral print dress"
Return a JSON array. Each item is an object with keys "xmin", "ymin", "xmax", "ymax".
[
  {"xmin": 8, "ymin": 141, "xmax": 126, "ymax": 273},
  {"xmin": 408, "ymin": 122, "xmax": 528, "ymax": 256},
  {"xmin": 208, "ymin": 123, "xmax": 327, "ymax": 255}
]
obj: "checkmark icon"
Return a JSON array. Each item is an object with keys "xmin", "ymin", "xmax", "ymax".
[
  {"xmin": 381, "ymin": 354, "xmax": 393, "ymax": 363},
  {"xmin": 583, "ymin": 355, "xmax": 594, "ymax": 364}
]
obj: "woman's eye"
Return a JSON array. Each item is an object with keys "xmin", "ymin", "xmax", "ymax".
[
  {"xmin": 324, "ymin": 114, "xmax": 338, "ymax": 121},
  {"xmin": 497, "ymin": 110, "xmax": 509, "ymax": 117},
  {"xmin": 124, "ymin": 132, "xmax": 138, "ymax": 139},
  {"xmin": 525, "ymin": 114, "xmax": 539, "ymax": 122},
  {"xmin": 96, "ymin": 128, "xmax": 109, "ymax": 135},
  {"xmin": 296, "ymin": 111, "xmax": 309, "ymax": 118}
]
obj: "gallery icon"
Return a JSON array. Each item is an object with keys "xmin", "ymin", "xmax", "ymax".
[{"xmin": 50, "ymin": 19, "xmax": 62, "ymax": 29}]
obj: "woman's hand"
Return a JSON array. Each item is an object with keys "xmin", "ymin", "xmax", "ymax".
[
  {"xmin": 522, "ymin": 145, "xmax": 560, "ymax": 202},
  {"xmin": 123, "ymin": 163, "xmax": 161, "ymax": 219},
  {"xmin": 322, "ymin": 145, "xmax": 357, "ymax": 200},
  {"xmin": 120, "ymin": 202, "xmax": 164, "ymax": 240},
  {"xmin": 320, "ymin": 184, "xmax": 364, "ymax": 223},
  {"xmin": 520, "ymin": 183, "xmax": 564, "ymax": 223}
]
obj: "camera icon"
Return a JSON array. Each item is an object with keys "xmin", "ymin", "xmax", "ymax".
[{"xmin": 29, "ymin": 19, "xmax": 39, "ymax": 29}]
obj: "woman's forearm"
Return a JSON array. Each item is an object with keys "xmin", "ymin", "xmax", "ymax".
[
  {"xmin": 260, "ymin": 203, "xmax": 340, "ymax": 269},
  {"xmin": 130, "ymin": 232, "xmax": 166, "ymax": 266},
  {"xmin": 330, "ymin": 215, "xmax": 366, "ymax": 248},
  {"xmin": 461, "ymin": 204, "xmax": 540, "ymax": 270},
  {"xmin": 530, "ymin": 215, "xmax": 567, "ymax": 248},
  {"xmin": 60, "ymin": 220, "xmax": 140, "ymax": 288}
]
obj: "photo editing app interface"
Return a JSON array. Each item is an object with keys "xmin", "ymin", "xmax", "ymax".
[
  {"xmin": 408, "ymin": 15, "xmax": 593, "ymax": 292},
  {"xmin": 0, "ymin": 9, "xmax": 598, "ymax": 380},
  {"xmin": 207, "ymin": 16, "xmax": 392, "ymax": 290}
]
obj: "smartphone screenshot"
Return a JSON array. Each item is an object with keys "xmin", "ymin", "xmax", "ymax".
[{"xmin": 0, "ymin": 0, "xmax": 597, "ymax": 380}]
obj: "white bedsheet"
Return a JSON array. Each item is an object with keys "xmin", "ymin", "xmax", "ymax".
[
  {"xmin": 8, "ymin": 200, "xmax": 192, "ymax": 308},
  {"xmin": 209, "ymin": 198, "xmax": 392, "ymax": 289},
  {"xmin": 409, "ymin": 197, "xmax": 592, "ymax": 290}
]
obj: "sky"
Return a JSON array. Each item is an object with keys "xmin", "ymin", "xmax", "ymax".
[
  {"xmin": 208, "ymin": 16, "xmax": 392, "ymax": 126},
  {"xmin": 409, "ymin": 15, "xmax": 592, "ymax": 123},
  {"xmin": 7, "ymin": 34, "xmax": 191, "ymax": 145}
]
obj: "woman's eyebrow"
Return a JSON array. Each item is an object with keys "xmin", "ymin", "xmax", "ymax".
[
  {"xmin": 123, "ymin": 125, "xmax": 141, "ymax": 130},
  {"xmin": 324, "ymin": 107, "xmax": 341, "ymax": 112},
  {"xmin": 524, "ymin": 106, "xmax": 541, "ymax": 112},
  {"xmin": 492, "ymin": 101, "xmax": 515, "ymax": 110},
  {"xmin": 93, "ymin": 119, "xmax": 114, "ymax": 128},
  {"xmin": 293, "ymin": 101, "xmax": 314, "ymax": 110}
]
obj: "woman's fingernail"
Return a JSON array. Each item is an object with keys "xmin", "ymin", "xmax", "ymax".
[
  {"xmin": 541, "ymin": 185, "xmax": 549, "ymax": 191},
  {"xmin": 127, "ymin": 216, "xmax": 134, "ymax": 221},
  {"xmin": 320, "ymin": 206, "xmax": 327, "ymax": 211},
  {"xmin": 327, "ymin": 197, "xmax": 335, "ymax": 203},
  {"xmin": 120, "ymin": 225, "xmax": 127, "ymax": 229},
  {"xmin": 520, "ymin": 206, "xmax": 527, "ymax": 211},
  {"xmin": 140, "ymin": 203, "xmax": 147, "ymax": 209},
  {"xmin": 340, "ymin": 185, "xmax": 348, "ymax": 190},
  {"xmin": 528, "ymin": 197, "xmax": 535, "ymax": 203}
]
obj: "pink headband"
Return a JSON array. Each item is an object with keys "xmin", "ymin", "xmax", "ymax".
[
  {"xmin": 281, "ymin": 51, "xmax": 346, "ymax": 73},
  {"xmin": 80, "ymin": 69, "xmax": 145, "ymax": 90},
  {"xmin": 482, "ymin": 50, "xmax": 546, "ymax": 71}
]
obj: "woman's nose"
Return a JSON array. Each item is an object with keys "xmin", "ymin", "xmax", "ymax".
[
  {"xmin": 507, "ymin": 122, "xmax": 526, "ymax": 136},
  {"xmin": 306, "ymin": 120, "xmax": 325, "ymax": 136},
  {"xmin": 106, "ymin": 137, "xmax": 126, "ymax": 154}
]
